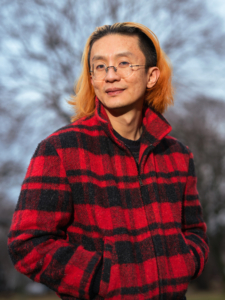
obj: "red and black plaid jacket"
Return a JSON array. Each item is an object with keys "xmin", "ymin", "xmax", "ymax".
[{"xmin": 8, "ymin": 98, "xmax": 209, "ymax": 300}]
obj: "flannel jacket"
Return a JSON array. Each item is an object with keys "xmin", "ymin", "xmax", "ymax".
[{"xmin": 8, "ymin": 98, "xmax": 209, "ymax": 300}]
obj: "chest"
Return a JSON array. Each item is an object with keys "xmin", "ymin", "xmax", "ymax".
[{"xmin": 61, "ymin": 139, "xmax": 187, "ymax": 234}]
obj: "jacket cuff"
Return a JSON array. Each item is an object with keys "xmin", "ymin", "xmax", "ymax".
[
  {"xmin": 190, "ymin": 245, "xmax": 201, "ymax": 278},
  {"xmin": 55, "ymin": 250, "xmax": 102, "ymax": 299}
]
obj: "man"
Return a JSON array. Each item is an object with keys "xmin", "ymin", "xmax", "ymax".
[{"xmin": 8, "ymin": 22, "xmax": 209, "ymax": 300}]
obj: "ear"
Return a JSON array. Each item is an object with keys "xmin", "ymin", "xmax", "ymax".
[{"xmin": 146, "ymin": 67, "xmax": 160, "ymax": 89}]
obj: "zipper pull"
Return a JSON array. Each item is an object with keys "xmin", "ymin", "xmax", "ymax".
[{"xmin": 138, "ymin": 175, "xmax": 143, "ymax": 186}]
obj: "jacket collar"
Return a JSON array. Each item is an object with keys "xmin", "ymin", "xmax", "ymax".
[{"xmin": 95, "ymin": 97, "xmax": 172, "ymax": 150}]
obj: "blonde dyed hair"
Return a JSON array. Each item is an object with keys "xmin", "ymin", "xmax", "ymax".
[{"xmin": 69, "ymin": 22, "xmax": 174, "ymax": 121}]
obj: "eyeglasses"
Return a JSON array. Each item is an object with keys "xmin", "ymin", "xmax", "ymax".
[{"xmin": 90, "ymin": 62, "xmax": 146, "ymax": 81}]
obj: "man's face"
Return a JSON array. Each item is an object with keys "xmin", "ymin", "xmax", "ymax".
[{"xmin": 90, "ymin": 34, "xmax": 155, "ymax": 114}]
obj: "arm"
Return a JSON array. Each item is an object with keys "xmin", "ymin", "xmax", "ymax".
[
  {"xmin": 182, "ymin": 149, "xmax": 209, "ymax": 278},
  {"xmin": 8, "ymin": 139, "xmax": 102, "ymax": 299}
]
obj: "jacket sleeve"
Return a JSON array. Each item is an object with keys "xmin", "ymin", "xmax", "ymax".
[
  {"xmin": 182, "ymin": 149, "xmax": 209, "ymax": 279},
  {"xmin": 8, "ymin": 139, "xmax": 102, "ymax": 299}
]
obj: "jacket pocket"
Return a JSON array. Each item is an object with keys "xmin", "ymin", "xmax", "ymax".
[
  {"xmin": 98, "ymin": 238, "xmax": 114, "ymax": 298},
  {"xmin": 179, "ymin": 231, "xmax": 197, "ymax": 279},
  {"xmin": 156, "ymin": 231, "xmax": 197, "ymax": 299}
]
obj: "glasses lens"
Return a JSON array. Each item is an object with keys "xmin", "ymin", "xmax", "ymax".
[
  {"xmin": 92, "ymin": 63, "xmax": 132, "ymax": 80},
  {"xmin": 117, "ymin": 64, "xmax": 131, "ymax": 78},
  {"xmin": 93, "ymin": 63, "xmax": 106, "ymax": 80}
]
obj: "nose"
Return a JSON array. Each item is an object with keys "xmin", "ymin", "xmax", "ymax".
[{"xmin": 104, "ymin": 66, "xmax": 120, "ymax": 82}]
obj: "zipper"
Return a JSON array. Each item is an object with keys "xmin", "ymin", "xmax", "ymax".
[
  {"xmin": 136, "ymin": 145, "xmax": 153, "ymax": 187},
  {"xmin": 136, "ymin": 161, "xmax": 143, "ymax": 187},
  {"xmin": 138, "ymin": 175, "xmax": 143, "ymax": 186}
]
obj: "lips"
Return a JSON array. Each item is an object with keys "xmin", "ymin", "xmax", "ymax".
[{"xmin": 105, "ymin": 87, "xmax": 125, "ymax": 96}]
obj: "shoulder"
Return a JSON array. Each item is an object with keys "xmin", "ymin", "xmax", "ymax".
[
  {"xmin": 153, "ymin": 136, "xmax": 195, "ymax": 175},
  {"xmin": 35, "ymin": 114, "xmax": 102, "ymax": 152},
  {"xmin": 162, "ymin": 135, "xmax": 191, "ymax": 154},
  {"xmin": 154, "ymin": 135, "xmax": 193, "ymax": 165},
  {"xmin": 156, "ymin": 135, "xmax": 191, "ymax": 155},
  {"xmin": 51, "ymin": 114, "xmax": 100, "ymax": 137}
]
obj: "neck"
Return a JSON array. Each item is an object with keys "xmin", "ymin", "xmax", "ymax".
[{"xmin": 104, "ymin": 103, "xmax": 143, "ymax": 141}]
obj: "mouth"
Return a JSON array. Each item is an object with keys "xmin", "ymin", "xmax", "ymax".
[{"xmin": 105, "ymin": 88, "xmax": 125, "ymax": 96}]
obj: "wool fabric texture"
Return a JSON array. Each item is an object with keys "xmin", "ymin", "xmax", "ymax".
[{"xmin": 8, "ymin": 98, "xmax": 209, "ymax": 300}]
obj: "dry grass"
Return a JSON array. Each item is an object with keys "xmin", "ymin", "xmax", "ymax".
[
  {"xmin": 186, "ymin": 292, "xmax": 225, "ymax": 300},
  {"xmin": 0, "ymin": 293, "xmax": 58, "ymax": 300}
]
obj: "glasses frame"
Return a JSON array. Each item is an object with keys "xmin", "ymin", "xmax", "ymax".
[{"xmin": 90, "ymin": 63, "xmax": 146, "ymax": 81}]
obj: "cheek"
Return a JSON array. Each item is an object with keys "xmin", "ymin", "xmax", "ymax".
[
  {"xmin": 128, "ymin": 73, "xmax": 148, "ymax": 91},
  {"xmin": 92, "ymin": 82, "xmax": 101, "ymax": 95},
  {"xmin": 129, "ymin": 80, "xmax": 147, "ymax": 96},
  {"xmin": 92, "ymin": 85, "xmax": 106, "ymax": 103}
]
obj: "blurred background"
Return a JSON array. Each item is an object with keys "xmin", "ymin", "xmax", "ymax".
[{"xmin": 0, "ymin": 0, "xmax": 225, "ymax": 298}]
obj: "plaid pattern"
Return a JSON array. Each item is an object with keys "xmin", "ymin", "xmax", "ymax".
[{"xmin": 8, "ymin": 98, "xmax": 209, "ymax": 300}]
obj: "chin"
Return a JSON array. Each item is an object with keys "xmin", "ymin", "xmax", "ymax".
[
  {"xmin": 101, "ymin": 98, "xmax": 125, "ymax": 108},
  {"xmin": 104, "ymin": 102, "xmax": 129, "ymax": 111}
]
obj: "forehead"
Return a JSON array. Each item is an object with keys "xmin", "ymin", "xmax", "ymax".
[{"xmin": 90, "ymin": 34, "xmax": 144, "ymax": 62}]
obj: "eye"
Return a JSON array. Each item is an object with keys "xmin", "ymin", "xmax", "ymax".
[
  {"xmin": 95, "ymin": 64, "xmax": 105, "ymax": 71},
  {"xmin": 119, "ymin": 61, "xmax": 130, "ymax": 67}
]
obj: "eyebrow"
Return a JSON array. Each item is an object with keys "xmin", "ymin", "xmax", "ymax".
[{"xmin": 92, "ymin": 51, "xmax": 135, "ymax": 62}]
